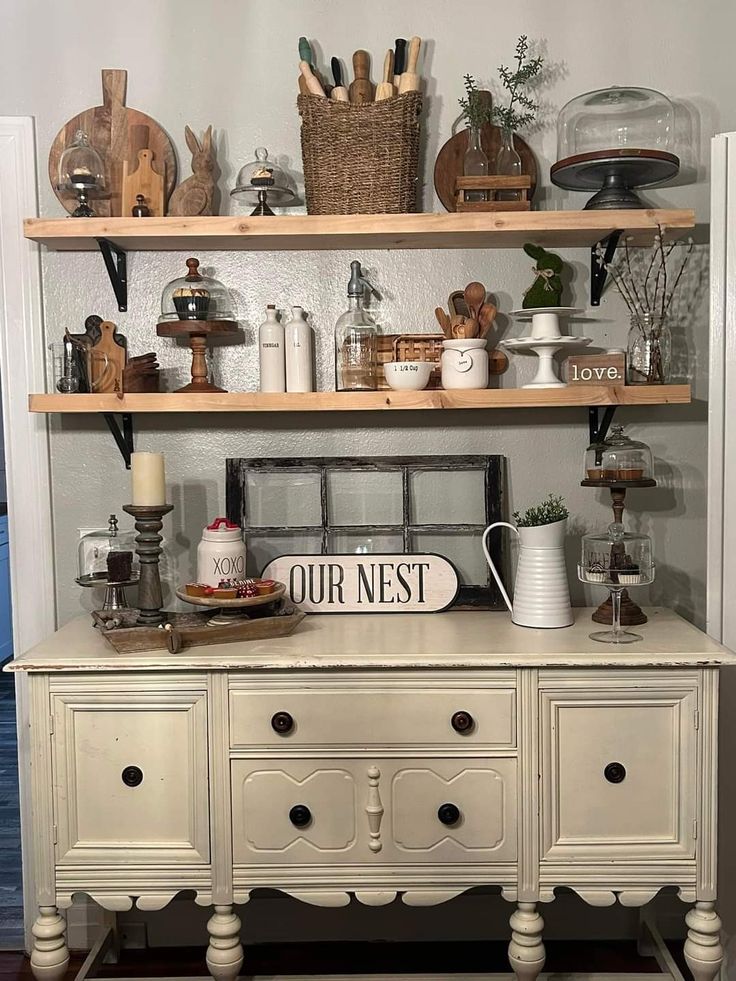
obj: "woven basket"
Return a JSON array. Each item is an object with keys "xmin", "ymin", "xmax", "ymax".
[
  {"xmin": 377, "ymin": 333, "xmax": 444, "ymax": 390},
  {"xmin": 298, "ymin": 92, "xmax": 422, "ymax": 215}
]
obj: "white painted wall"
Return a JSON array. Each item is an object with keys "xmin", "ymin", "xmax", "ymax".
[{"xmin": 1, "ymin": 0, "xmax": 734, "ymax": 954}]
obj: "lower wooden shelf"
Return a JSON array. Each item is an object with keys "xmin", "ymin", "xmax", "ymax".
[{"xmin": 29, "ymin": 385, "xmax": 691, "ymax": 414}]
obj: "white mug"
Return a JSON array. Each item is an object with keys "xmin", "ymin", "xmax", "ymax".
[{"xmin": 440, "ymin": 339, "xmax": 489, "ymax": 390}]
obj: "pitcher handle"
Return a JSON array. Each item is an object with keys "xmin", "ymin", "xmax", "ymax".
[{"xmin": 482, "ymin": 521, "xmax": 517, "ymax": 613}]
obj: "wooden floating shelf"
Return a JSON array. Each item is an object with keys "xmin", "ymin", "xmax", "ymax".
[
  {"xmin": 29, "ymin": 386, "xmax": 692, "ymax": 414},
  {"xmin": 24, "ymin": 210, "xmax": 694, "ymax": 252}
]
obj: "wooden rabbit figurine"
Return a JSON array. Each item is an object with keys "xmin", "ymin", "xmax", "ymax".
[{"xmin": 167, "ymin": 125, "xmax": 217, "ymax": 216}]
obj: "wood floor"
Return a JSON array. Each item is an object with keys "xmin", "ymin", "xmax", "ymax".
[{"xmin": 0, "ymin": 672, "xmax": 23, "ymax": 948}]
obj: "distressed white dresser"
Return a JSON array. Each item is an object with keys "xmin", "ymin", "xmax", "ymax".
[{"xmin": 8, "ymin": 608, "xmax": 734, "ymax": 981}]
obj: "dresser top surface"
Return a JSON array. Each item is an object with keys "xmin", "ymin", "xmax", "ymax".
[{"xmin": 6, "ymin": 607, "xmax": 735, "ymax": 672}]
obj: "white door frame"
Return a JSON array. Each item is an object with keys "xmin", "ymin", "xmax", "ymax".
[{"xmin": 0, "ymin": 116, "xmax": 56, "ymax": 949}]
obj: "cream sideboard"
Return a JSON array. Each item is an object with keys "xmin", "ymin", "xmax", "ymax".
[{"xmin": 7, "ymin": 608, "xmax": 734, "ymax": 981}]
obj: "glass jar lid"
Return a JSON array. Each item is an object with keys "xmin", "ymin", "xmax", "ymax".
[
  {"xmin": 159, "ymin": 257, "xmax": 235, "ymax": 323},
  {"xmin": 57, "ymin": 129, "xmax": 106, "ymax": 191},
  {"xmin": 583, "ymin": 424, "xmax": 655, "ymax": 485},
  {"xmin": 230, "ymin": 147, "xmax": 296, "ymax": 205}
]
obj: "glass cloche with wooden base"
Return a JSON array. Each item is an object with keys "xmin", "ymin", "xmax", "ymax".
[{"xmin": 156, "ymin": 257, "xmax": 239, "ymax": 393}]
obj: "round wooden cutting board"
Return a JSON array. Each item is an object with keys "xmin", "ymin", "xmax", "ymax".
[
  {"xmin": 434, "ymin": 123, "xmax": 538, "ymax": 212},
  {"xmin": 48, "ymin": 69, "xmax": 177, "ymax": 217}
]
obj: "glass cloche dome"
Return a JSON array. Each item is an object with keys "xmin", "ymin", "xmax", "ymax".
[
  {"xmin": 159, "ymin": 258, "xmax": 235, "ymax": 323},
  {"xmin": 57, "ymin": 129, "xmax": 106, "ymax": 217},
  {"xmin": 583, "ymin": 425, "xmax": 655, "ymax": 485},
  {"xmin": 551, "ymin": 86, "xmax": 679, "ymax": 209},
  {"xmin": 579, "ymin": 522, "xmax": 654, "ymax": 587},
  {"xmin": 230, "ymin": 147, "xmax": 296, "ymax": 215}
]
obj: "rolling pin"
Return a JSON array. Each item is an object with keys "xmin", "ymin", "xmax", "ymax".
[
  {"xmin": 398, "ymin": 36, "xmax": 422, "ymax": 93},
  {"xmin": 349, "ymin": 50, "xmax": 374, "ymax": 104},
  {"xmin": 375, "ymin": 49, "xmax": 395, "ymax": 101},
  {"xmin": 330, "ymin": 56, "xmax": 349, "ymax": 102},
  {"xmin": 393, "ymin": 38, "xmax": 406, "ymax": 89},
  {"xmin": 299, "ymin": 60, "xmax": 326, "ymax": 97},
  {"xmin": 297, "ymin": 36, "xmax": 311, "ymax": 95}
]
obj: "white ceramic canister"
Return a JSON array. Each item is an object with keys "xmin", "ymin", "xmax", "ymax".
[
  {"xmin": 259, "ymin": 304, "xmax": 286, "ymax": 392},
  {"xmin": 196, "ymin": 517, "xmax": 247, "ymax": 586},
  {"xmin": 284, "ymin": 305, "xmax": 314, "ymax": 392},
  {"xmin": 440, "ymin": 339, "xmax": 489, "ymax": 390}
]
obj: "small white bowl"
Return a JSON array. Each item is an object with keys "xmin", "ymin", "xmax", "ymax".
[{"xmin": 384, "ymin": 361, "xmax": 433, "ymax": 391}]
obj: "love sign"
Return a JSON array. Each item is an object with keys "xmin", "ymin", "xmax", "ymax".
[
  {"xmin": 261, "ymin": 553, "xmax": 459, "ymax": 614},
  {"xmin": 566, "ymin": 353, "xmax": 625, "ymax": 385}
]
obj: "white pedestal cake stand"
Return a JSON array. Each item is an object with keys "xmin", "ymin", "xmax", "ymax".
[{"xmin": 502, "ymin": 307, "xmax": 592, "ymax": 389}]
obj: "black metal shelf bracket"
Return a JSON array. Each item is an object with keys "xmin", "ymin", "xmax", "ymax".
[
  {"xmin": 103, "ymin": 412, "xmax": 134, "ymax": 468},
  {"xmin": 589, "ymin": 405, "xmax": 617, "ymax": 445},
  {"xmin": 590, "ymin": 230, "xmax": 622, "ymax": 307},
  {"xmin": 96, "ymin": 238, "xmax": 128, "ymax": 312}
]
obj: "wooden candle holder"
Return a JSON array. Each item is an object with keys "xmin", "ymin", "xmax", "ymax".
[
  {"xmin": 454, "ymin": 175, "xmax": 531, "ymax": 212},
  {"xmin": 122, "ymin": 503, "xmax": 173, "ymax": 626},
  {"xmin": 156, "ymin": 320, "xmax": 239, "ymax": 393}
]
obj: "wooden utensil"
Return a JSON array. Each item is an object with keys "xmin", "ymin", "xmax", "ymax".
[
  {"xmin": 299, "ymin": 61, "xmax": 326, "ymax": 97},
  {"xmin": 478, "ymin": 302, "xmax": 497, "ymax": 339},
  {"xmin": 398, "ymin": 36, "xmax": 421, "ymax": 94},
  {"xmin": 462, "ymin": 318, "xmax": 480, "ymax": 339},
  {"xmin": 464, "ymin": 282, "xmax": 486, "ymax": 321},
  {"xmin": 349, "ymin": 50, "xmax": 374, "ymax": 104},
  {"xmin": 375, "ymin": 49, "xmax": 395, "ymax": 101},
  {"xmin": 88, "ymin": 320, "xmax": 126, "ymax": 394},
  {"xmin": 298, "ymin": 37, "xmax": 312, "ymax": 94},
  {"xmin": 434, "ymin": 122, "xmax": 537, "ymax": 212},
  {"xmin": 121, "ymin": 148, "xmax": 165, "ymax": 217},
  {"xmin": 393, "ymin": 38, "xmax": 406, "ymax": 88},
  {"xmin": 49, "ymin": 69, "xmax": 176, "ymax": 217},
  {"xmin": 434, "ymin": 306, "xmax": 452, "ymax": 337},
  {"xmin": 330, "ymin": 57, "xmax": 349, "ymax": 102}
]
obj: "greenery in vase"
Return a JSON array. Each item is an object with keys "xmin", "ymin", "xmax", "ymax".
[
  {"xmin": 492, "ymin": 35, "xmax": 543, "ymax": 133},
  {"xmin": 513, "ymin": 494, "xmax": 568, "ymax": 528},
  {"xmin": 458, "ymin": 74, "xmax": 493, "ymax": 131}
]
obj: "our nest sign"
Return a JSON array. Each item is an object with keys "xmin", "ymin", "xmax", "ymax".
[{"xmin": 262, "ymin": 554, "xmax": 460, "ymax": 614}]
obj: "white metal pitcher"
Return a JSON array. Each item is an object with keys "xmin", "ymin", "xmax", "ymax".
[{"xmin": 482, "ymin": 518, "xmax": 573, "ymax": 628}]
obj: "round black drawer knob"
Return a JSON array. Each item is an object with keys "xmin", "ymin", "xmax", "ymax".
[
  {"xmin": 121, "ymin": 765, "xmax": 143, "ymax": 788},
  {"xmin": 289, "ymin": 804, "xmax": 312, "ymax": 828},
  {"xmin": 451, "ymin": 711, "xmax": 475, "ymax": 734},
  {"xmin": 437, "ymin": 803, "xmax": 461, "ymax": 826},
  {"xmin": 604, "ymin": 762, "xmax": 627, "ymax": 784},
  {"xmin": 271, "ymin": 712, "xmax": 294, "ymax": 734}
]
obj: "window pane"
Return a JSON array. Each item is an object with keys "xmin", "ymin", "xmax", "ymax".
[
  {"xmin": 410, "ymin": 469, "xmax": 486, "ymax": 525},
  {"xmin": 245, "ymin": 471, "xmax": 322, "ymax": 528},
  {"xmin": 247, "ymin": 533, "xmax": 322, "ymax": 576},
  {"xmin": 327, "ymin": 469, "xmax": 403, "ymax": 526},
  {"xmin": 412, "ymin": 532, "xmax": 488, "ymax": 585},
  {"xmin": 329, "ymin": 531, "xmax": 404, "ymax": 554}
]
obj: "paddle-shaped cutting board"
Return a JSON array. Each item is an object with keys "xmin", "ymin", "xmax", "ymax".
[
  {"xmin": 122, "ymin": 148, "xmax": 165, "ymax": 217},
  {"xmin": 48, "ymin": 69, "xmax": 176, "ymax": 217},
  {"xmin": 88, "ymin": 320, "xmax": 126, "ymax": 394}
]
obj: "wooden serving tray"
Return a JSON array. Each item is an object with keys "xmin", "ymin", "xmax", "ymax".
[{"xmin": 92, "ymin": 604, "xmax": 305, "ymax": 654}]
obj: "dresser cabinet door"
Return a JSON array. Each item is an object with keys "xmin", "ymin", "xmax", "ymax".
[
  {"xmin": 51, "ymin": 691, "xmax": 210, "ymax": 865},
  {"xmin": 540, "ymin": 685, "xmax": 697, "ymax": 862}
]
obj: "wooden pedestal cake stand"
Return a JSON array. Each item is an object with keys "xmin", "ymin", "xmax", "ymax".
[
  {"xmin": 580, "ymin": 479, "xmax": 656, "ymax": 626},
  {"xmin": 156, "ymin": 320, "xmax": 238, "ymax": 393}
]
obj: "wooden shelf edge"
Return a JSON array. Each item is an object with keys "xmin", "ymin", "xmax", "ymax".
[
  {"xmin": 29, "ymin": 385, "xmax": 692, "ymax": 414},
  {"xmin": 23, "ymin": 209, "xmax": 695, "ymax": 252}
]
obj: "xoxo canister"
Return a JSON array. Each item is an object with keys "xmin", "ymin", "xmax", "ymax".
[
  {"xmin": 440, "ymin": 339, "xmax": 489, "ymax": 390},
  {"xmin": 197, "ymin": 517, "xmax": 247, "ymax": 586}
]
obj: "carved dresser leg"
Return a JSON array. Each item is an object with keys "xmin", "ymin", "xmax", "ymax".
[
  {"xmin": 206, "ymin": 904, "xmax": 244, "ymax": 981},
  {"xmin": 685, "ymin": 901, "xmax": 723, "ymax": 981},
  {"xmin": 30, "ymin": 906, "xmax": 69, "ymax": 981},
  {"xmin": 509, "ymin": 902, "xmax": 546, "ymax": 981}
]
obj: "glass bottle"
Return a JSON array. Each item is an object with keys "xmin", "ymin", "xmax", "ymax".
[
  {"xmin": 627, "ymin": 312, "xmax": 671, "ymax": 384},
  {"xmin": 335, "ymin": 260, "xmax": 378, "ymax": 392},
  {"xmin": 463, "ymin": 125, "xmax": 489, "ymax": 203},
  {"xmin": 496, "ymin": 126, "xmax": 523, "ymax": 201}
]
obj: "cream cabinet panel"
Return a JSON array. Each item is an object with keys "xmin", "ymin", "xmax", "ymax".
[
  {"xmin": 52, "ymin": 691, "xmax": 210, "ymax": 865},
  {"xmin": 540, "ymin": 687, "xmax": 697, "ymax": 862},
  {"xmin": 229, "ymin": 685, "xmax": 516, "ymax": 749}
]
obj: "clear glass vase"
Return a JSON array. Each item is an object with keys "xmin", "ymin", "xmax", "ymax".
[
  {"xmin": 463, "ymin": 125, "xmax": 488, "ymax": 202},
  {"xmin": 627, "ymin": 313, "xmax": 671, "ymax": 385},
  {"xmin": 495, "ymin": 127, "xmax": 522, "ymax": 202}
]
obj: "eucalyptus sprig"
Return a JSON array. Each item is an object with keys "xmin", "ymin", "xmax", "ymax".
[
  {"xmin": 492, "ymin": 35, "xmax": 543, "ymax": 133},
  {"xmin": 513, "ymin": 494, "xmax": 569, "ymax": 528},
  {"xmin": 458, "ymin": 74, "xmax": 493, "ymax": 130}
]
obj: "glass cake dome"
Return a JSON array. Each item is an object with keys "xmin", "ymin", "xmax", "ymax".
[
  {"xmin": 230, "ymin": 147, "xmax": 296, "ymax": 215},
  {"xmin": 583, "ymin": 425, "xmax": 655, "ymax": 485},
  {"xmin": 159, "ymin": 258, "xmax": 235, "ymax": 323},
  {"xmin": 56, "ymin": 129, "xmax": 106, "ymax": 217}
]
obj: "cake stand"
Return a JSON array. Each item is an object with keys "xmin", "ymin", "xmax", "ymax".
[
  {"xmin": 76, "ymin": 572, "xmax": 139, "ymax": 611},
  {"xmin": 578, "ymin": 564, "xmax": 655, "ymax": 644},
  {"xmin": 156, "ymin": 320, "xmax": 239, "ymax": 393},
  {"xmin": 550, "ymin": 149, "xmax": 680, "ymax": 210},
  {"xmin": 502, "ymin": 308, "xmax": 591, "ymax": 388},
  {"xmin": 175, "ymin": 583, "xmax": 285, "ymax": 626}
]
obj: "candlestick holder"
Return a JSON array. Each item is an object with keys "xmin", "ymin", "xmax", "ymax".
[{"xmin": 122, "ymin": 503, "xmax": 173, "ymax": 626}]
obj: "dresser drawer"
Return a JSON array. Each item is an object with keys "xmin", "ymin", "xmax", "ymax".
[
  {"xmin": 540, "ymin": 685, "xmax": 697, "ymax": 862},
  {"xmin": 51, "ymin": 689, "xmax": 210, "ymax": 865},
  {"xmin": 229, "ymin": 684, "xmax": 516, "ymax": 749},
  {"xmin": 232, "ymin": 756, "xmax": 517, "ymax": 868}
]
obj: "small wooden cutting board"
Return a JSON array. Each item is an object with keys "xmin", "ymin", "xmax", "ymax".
[
  {"xmin": 88, "ymin": 320, "xmax": 126, "ymax": 394},
  {"xmin": 122, "ymin": 148, "xmax": 165, "ymax": 217}
]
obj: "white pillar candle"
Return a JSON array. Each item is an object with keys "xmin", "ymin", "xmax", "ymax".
[{"xmin": 131, "ymin": 452, "xmax": 166, "ymax": 506}]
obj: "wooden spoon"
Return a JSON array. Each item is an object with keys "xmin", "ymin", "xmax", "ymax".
[
  {"xmin": 478, "ymin": 302, "xmax": 497, "ymax": 339},
  {"xmin": 464, "ymin": 282, "xmax": 486, "ymax": 321},
  {"xmin": 463, "ymin": 317, "xmax": 480, "ymax": 339},
  {"xmin": 434, "ymin": 306, "xmax": 452, "ymax": 336}
]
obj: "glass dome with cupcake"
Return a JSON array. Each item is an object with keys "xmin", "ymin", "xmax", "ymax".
[
  {"xmin": 583, "ymin": 425, "xmax": 655, "ymax": 486},
  {"xmin": 159, "ymin": 257, "xmax": 235, "ymax": 323},
  {"xmin": 579, "ymin": 522, "xmax": 654, "ymax": 643}
]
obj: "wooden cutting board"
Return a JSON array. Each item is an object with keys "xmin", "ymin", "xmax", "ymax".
[
  {"xmin": 88, "ymin": 320, "xmax": 126, "ymax": 394},
  {"xmin": 122, "ymin": 148, "xmax": 165, "ymax": 217},
  {"xmin": 48, "ymin": 69, "xmax": 176, "ymax": 217},
  {"xmin": 433, "ymin": 124, "xmax": 537, "ymax": 212}
]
